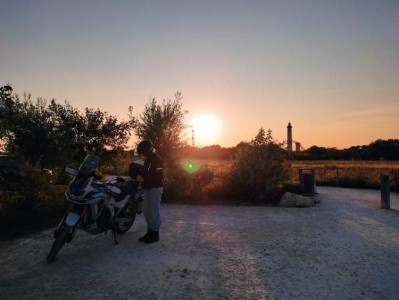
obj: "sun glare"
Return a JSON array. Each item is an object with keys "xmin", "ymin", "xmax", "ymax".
[{"xmin": 192, "ymin": 114, "xmax": 221, "ymax": 146}]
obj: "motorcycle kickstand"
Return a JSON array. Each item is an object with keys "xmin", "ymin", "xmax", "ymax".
[{"xmin": 111, "ymin": 220, "xmax": 119, "ymax": 245}]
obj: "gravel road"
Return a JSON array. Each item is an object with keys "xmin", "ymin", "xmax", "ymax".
[{"xmin": 0, "ymin": 187, "xmax": 398, "ymax": 300}]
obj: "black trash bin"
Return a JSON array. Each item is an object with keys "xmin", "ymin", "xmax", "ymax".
[
  {"xmin": 303, "ymin": 173, "xmax": 315, "ymax": 194},
  {"xmin": 298, "ymin": 167, "xmax": 317, "ymax": 195}
]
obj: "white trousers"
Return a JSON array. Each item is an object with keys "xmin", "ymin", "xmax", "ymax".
[{"xmin": 142, "ymin": 187, "xmax": 163, "ymax": 231}]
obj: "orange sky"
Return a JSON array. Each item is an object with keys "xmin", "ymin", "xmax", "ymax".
[{"xmin": 1, "ymin": 1, "xmax": 398, "ymax": 149}]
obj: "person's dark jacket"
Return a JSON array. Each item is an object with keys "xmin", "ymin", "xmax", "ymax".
[{"xmin": 142, "ymin": 152, "xmax": 164, "ymax": 189}]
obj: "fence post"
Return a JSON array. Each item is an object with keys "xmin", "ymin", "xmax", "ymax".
[{"xmin": 380, "ymin": 174, "xmax": 390, "ymax": 209}]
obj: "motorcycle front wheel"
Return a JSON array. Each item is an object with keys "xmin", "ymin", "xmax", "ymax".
[
  {"xmin": 47, "ymin": 225, "xmax": 71, "ymax": 263},
  {"xmin": 115, "ymin": 201, "xmax": 136, "ymax": 234}
]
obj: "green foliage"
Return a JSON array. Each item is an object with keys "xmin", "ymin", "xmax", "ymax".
[
  {"xmin": 296, "ymin": 139, "xmax": 399, "ymax": 161},
  {"xmin": 0, "ymin": 86, "xmax": 55, "ymax": 165},
  {"xmin": 135, "ymin": 92, "xmax": 187, "ymax": 167},
  {"xmin": 202, "ymin": 179, "xmax": 230, "ymax": 204},
  {"xmin": 162, "ymin": 166, "xmax": 191, "ymax": 203},
  {"xmin": 228, "ymin": 128, "xmax": 291, "ymax": 204},
  {"xmin": 0, "ymin": 84, "xmax": 136, "ymax": 168},
  {"xmin": 162, "ymin": 162, "xmax": 215, "ymax": 203},
  {"xmin": 187, "ymin": 164, "xmax": 214, "ymax": 200},
  {"xmin": 361, "ymin": 139, "xmax": 399, "ymax": 160},
  {"xmin": 0, "ymin": 164, "xmax": 66, "ymax": 238}
]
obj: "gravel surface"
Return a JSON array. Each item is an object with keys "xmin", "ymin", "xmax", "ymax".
[{"xmin": 0, "ymin": 187, "xmax": 398, "ymax": 300}]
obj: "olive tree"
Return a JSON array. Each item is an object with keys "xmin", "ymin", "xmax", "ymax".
[{"xmin": 135, "ymin": 92, "xmax": 187, "ymax": 167}]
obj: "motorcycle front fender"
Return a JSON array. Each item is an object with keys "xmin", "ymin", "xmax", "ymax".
[{"xmin": 65, "ymin": 212, "xmax": 80, "ymax": 226}]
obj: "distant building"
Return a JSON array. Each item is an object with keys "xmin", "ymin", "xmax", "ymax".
[
  {"xmin": 287, "ymin": 122, "xmax": 301, "ymax": 154},
  {"xmin": 295, "ymin": 142, "xmax": 301, "ymax": 153},
  {"xmin": 287, "ymin": 122, "xmax": 293, "ymax": 153}
]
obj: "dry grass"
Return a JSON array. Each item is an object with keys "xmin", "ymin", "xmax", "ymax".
[
  {"xmin": 291, "ymin": 160, "xmax": 399, "ymax": 188},
  {"xmin": 110, "ymin": 154, "xmax": 399, "ymax": 189},
  {"xmin": 185, "ymin": 159, "xmax": 399, "ymax": 189}
]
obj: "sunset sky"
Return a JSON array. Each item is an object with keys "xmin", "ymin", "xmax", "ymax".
[{"xmin": 1, "ymin": 1, "xmax": 398, "ymax": 149}]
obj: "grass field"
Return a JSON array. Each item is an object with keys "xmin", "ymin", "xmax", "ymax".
[
  {"xmin": 110, "ymin": 154, "xmax": 399, "ymax": 189},
  {"xmin": 186, "ymin": 159, "xmax": 399, "ymax": 189}
]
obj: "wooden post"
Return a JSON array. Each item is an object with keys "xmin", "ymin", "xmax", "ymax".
[
  {"xmin": 380, "ymin": 174, "xmax": 390, "ymax": 209},
  {"xmin": 394, "ymin": 171, "xmax": 399, "ymax": 193}
]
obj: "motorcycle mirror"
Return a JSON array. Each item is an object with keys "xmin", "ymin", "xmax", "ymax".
[{"xmin": 65, "ymin": 167, "xmax": 78, "ymax": 176}]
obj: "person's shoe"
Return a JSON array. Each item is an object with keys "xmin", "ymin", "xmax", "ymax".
[
  {"xmin": 138, "ymin": 228, "xmax": 151, "ymax": 242},
  {"xmin": 144, "ymin": 231, "xmax": 159, "ymax": 244}
]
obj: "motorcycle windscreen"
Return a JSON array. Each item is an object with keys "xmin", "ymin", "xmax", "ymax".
[{"xmin": 77, "ymin": 154, "xmax": 99, "ymax": 178}]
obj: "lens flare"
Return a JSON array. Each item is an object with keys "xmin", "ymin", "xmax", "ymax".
[{"xmin": 183, "ymin": 160, "xmax": 199, "ymax": 174}]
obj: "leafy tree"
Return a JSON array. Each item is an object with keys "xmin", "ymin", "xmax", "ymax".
[
  {"xmin": 0, "ymin": 86, "xmax": 55, "ymax": 165},
  {"xmin": 228, "ymin": 128, "xmax": 291, "ymax": 203},
  {"xmin": 0, "ymin": 84, "xmax": 136, "ymax": 168},
  {"xmin": 135, "ymin": 92, "xmax": 187, "ymax": 166},
  {"xmin": 297, "ymin": 140, "xmax": 399, "ymax": 161},
  {"xmin": 361, "ymin": 139, "xmax": 399, "ymax": 160}
]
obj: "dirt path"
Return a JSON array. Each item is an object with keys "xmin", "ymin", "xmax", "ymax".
[{"xmin": 0, "ymin": 187, "xmax": 398, "ymax": 300}]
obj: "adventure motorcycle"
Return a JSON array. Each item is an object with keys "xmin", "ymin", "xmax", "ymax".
[{"xmin": 47, "ymin": 154, "xmax": 144, "ymax": 263}]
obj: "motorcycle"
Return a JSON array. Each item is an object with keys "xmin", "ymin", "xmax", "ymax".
[{"xmin": 47, "ymin": 154, "xmax": 144, "ymax": 263}]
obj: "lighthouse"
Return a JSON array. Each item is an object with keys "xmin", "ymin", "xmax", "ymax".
[{"xmin": 287, "ymin": 122, "xmax": 293, "ymax": 153}]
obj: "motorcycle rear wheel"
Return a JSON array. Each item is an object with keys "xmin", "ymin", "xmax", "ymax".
[
  {"xmin": 115, "ymin": 202, "xmax": 136, "ymax": 234},
  {"xmin": 47, "ymin": 225, "xmax": 71, "ymax": 263}
]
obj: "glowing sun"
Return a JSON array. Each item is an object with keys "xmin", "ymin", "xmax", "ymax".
[{"xmin": 192, "ymin": 114, "xmax": 221, "ymax": 145}]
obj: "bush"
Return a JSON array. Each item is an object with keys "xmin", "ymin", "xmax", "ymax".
[
  {"xmin": 162, "ymin": 165, "xmax": 191, "ymax": 203},
  {"xmin": 201, "ymin": 178, "xmax": 232, "ymax": 204},
  {"xmin": 0, "ymin": 164, "xmax": 66, "ymax": 238},
  {"xmin": 162, "ymin": 161, "xmax": 215, "ymax": 203},
  {"xmin": 227, "ymin": 128, "xmax": 291, "ymax": 204}
]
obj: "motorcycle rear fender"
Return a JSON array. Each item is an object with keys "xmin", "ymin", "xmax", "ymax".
[{"xmin": 66, "ymin": 212, "xmax": 80, "ymax": 226}]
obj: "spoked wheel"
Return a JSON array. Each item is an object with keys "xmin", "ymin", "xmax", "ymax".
[
  {"xmin": 47, "ymin": 225, "xmax": 71, "ymax": 263},
  {"xmin": 115, "ymin": 201, "xmax": 136, "ymax": 234}
]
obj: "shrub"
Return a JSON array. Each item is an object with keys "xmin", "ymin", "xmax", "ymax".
[
  {"xmin": 227, "ymin": 128, "xmax": 291, "ymax": 204},
  {"xmin": 0, "ymin": 164, "xmax": 66, "ymax": 235},
  {"xmin": 202, "ymin": 178, "xmax": 231, "ymax": 204},
  {"xmin": 162, "ymin": 161, "xmax": 215, "ymax": 203},
  {"xmin": 162, "ymin": 165, "xmax": 191, "ymax": 203}
]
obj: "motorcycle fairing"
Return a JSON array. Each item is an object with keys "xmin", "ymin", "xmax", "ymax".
[{"xmin": 66, "ymin": 212, "xmax": 80, "ymax": 226}]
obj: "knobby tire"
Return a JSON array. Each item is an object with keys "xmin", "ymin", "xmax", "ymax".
[
  {"xmin": 115, "ymin": 202, "xmax": 136, "ymax": 234},
  {"xmin": 47, "ymin": 225, "xmax": 71, "ymax": 263}
]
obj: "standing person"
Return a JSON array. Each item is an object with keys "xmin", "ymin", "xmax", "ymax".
[{"xmin": 135, "ymin": 140, "xmax": 163, "ymax": 244}]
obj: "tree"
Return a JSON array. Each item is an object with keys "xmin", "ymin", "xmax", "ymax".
[
  {"xmin": 135, "ymin": 92, "xmax": 187, "ymax": 166},
  {"xmin": 0, "ymin": 84, "xmax": 136, "ymax": 167},
  {"xmin": 228, "ymin": 128, "xmax": 291, "ymax": 203},
  {"xmin": 251, "ymin": 127, "xmax": 274, "ymax": 146},
  {"xmin": 361, "ymin": 139, "xmax": 399, "ymax": 160},
  {"xmin": 0, "ymin": 86, "xmax": 55, "ymax": 165}
]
